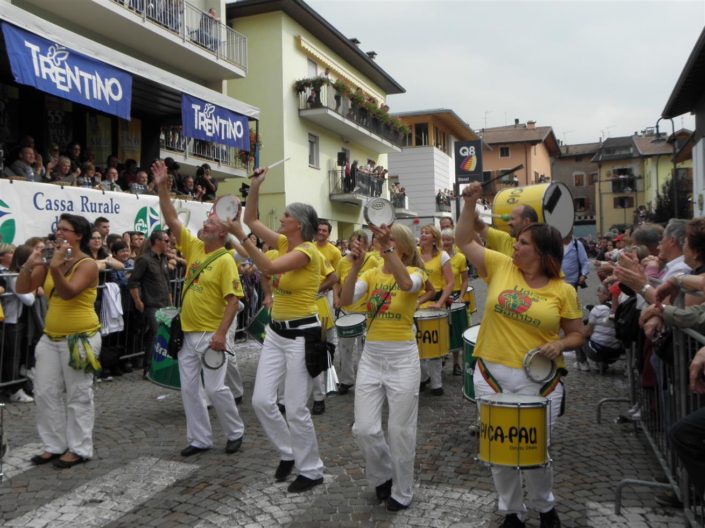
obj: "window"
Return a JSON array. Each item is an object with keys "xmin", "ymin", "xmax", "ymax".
[
  {"xmin": 573, "ymin": 172, "xmax": 585, "ymax": 187},
  {"xmin": 307, "ymin": 58, "xmax": 317, "ymax": 78},
  {"xmin": 589, "ymin": 172, "xmax": 598, "ymax": 185},
  {"xmin": 575, "ymin": 198, "xmax": 587, "ymax": 211},
  {"xmin": 308, "ymin": 133, "xmax": 319, "ymax": 168},
  {"xmin": 414, "ymin": 123, "xmax": 428, "ymax": 146},
  {"xmin": 614, "ymin": 196, "xmax": 634, "ymax": 209},
  {"xmin": 611, "ymin": 175, "xmax": 636, "ymax": 193},
  {"xmin": 500, "ymin": 146, "xmax": 510, "ymax": 158},
  {"xmin": 482, "ymin": 171, "xmax": 492, "ymax": 183}
]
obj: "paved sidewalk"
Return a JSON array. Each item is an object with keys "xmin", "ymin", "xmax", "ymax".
[{"xmin": 0, "ymin": 277, "xmax": 687, "ymax": 527}]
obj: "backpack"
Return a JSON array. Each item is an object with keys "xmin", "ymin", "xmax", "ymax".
[{"xmin": 614, "ymin": 295, "xmax": 639, "ymax": 346}]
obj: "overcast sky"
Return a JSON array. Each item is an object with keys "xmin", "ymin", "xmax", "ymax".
[{"xmin": 306, "ymin": 0, "xmax": 704, "ymax": 145}]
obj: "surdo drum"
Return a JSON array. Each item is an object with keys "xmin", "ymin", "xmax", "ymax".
[
  {"xmin": 414, "ymin": 309, "xmax": 449, "ymax": 360},
  {"xmin": 477, "ymin": 393, "xmax": 550, "ymax": 468},
  {"xmin": 462, "ymin": 325, "xmax": 480, "ymax": 402},
  {"xmin": 448, "ymin": 302, "xmax": 469, "ymax": 352},
  {"xmin": 335, "ymin": 313, "xmax": 367, "ymax": 339}
]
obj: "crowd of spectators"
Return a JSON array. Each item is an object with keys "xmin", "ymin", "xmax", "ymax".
[
  {"xmin": 343, "ymin": 159, "xmax": 387, "ymax": 197},
  {"xmin": 390, "ymin": 182, "xmax": 406, "ymax": 208},
  {"xmin": 1, "ymin": 137, "xmax": 218, "ymax": 203},
  {"xmin": 435, "ymin": 188, "xmax": 455, "ymax": 210}
]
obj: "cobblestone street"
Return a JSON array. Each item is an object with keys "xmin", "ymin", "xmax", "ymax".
[{"xmin": 0, "ymin": 275, "xmax": 687, "ymax": 527}]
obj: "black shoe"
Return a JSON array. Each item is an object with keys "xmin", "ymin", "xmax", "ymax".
[
  {"xmin": 30, "ymin": 452, "xmax": 62, "ymax": 465},
  {"xmin": 337, "ymin": 383, "xmax": 352, "ymax": 395},
  {"xmin": 287, "ymin": 475, "xmax": 323, "ymax": 493},
  {"xmin": 275, "ymin": 459, "xmax": 295, "ymax": 481},
  {"xmin": 539, "ymin": 508, "xmax": 561, "ymax": 528},
  {"xmin": 122, "ymin": 364, "xmax": 133, "ymax": 373},
  {"xmin": 385, "ymin": 497, "xmax": 409, "ymax": 512},
  {"xmin": 278, "ymin": 403, "xmax": 286, "ymax": 415},
  {"xmin": 225, "ymin": 436, "xmax": 243, "ymax": 454},
  {"xmin": 419, "ymin": 378, "xmax": 430, "ymax": 391},
  {"xmin": 501, "ymin": 514, "xmax": 526, "ymax": 528},
  {"xmin": 312, "ymin": 400, "xmax": 325, "ymax": 415},
  {"xmin": 453, "ymin": 365, "xmax": 462, "ymax": 376},
  {"xmin": 655, "ymin": 491, "xmax": 683, "ymax": 508},
  {"xmin": 235, "ymin": 396, "xmax": 243, "ymax": 405},
  {"xmin": 180, "ymin": 445, "xmax": 210, "ymax": 457},
  {"xmin": 375, "ymin": 479, "xmax": 392, "ymax": 501},
  {"xmin": 111, "ymin": 367, "xmax": 123, "ymax": 377},
  {"xmin": 52, "ymin": 453, "xmax": 87, "ymax": 469},
  {"xmin": 430, "ymin": 387, "xmax": 444, "ymax": 396}
]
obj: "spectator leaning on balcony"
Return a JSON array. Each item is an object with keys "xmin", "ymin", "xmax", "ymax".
[
  {"xmin": 195, "ymin": 164, "xmax": 218, "ymax": 201},
  {"xmin": 48, "ymin": 156, "xmax": 78, "ymax": 185},
  {"xmin": 97, "ymin": 167, "xmax": 121, "ymax": 192},
  {"xmin": 129, "ymin": 170, "xmax": 153, "ymax": 195},
  {"xmin": 4, "ymin": 146, "xmax": 37, "ymax": 181},
  {"xmin": 76, "ymin": 162, "xmax": 98, "ymax": 189}
]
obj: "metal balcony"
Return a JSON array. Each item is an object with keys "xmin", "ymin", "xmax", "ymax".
[
  {"xmin": 328, "ymin": 168, "xmax": 385, "ymax": 206},
  {"xmin": 391, "ymin": 193, "xmax": 417, "ymax": 218}
]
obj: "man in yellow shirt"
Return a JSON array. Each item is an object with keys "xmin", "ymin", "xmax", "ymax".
[
  {"xmin": 152, "ymin": 160, "xmax": 245, "ymax": 458},
  {"xmin": 315, "ymin": 220, "xmax": 342, "ymax": 271}
]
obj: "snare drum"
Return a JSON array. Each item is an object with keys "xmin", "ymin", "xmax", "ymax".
[
  {"xmin": 147, "ymin": 307, "xmax": 181, "ymax": 390},
  {"xmin": 448, "ymin": 302, "xmax": 469, "ymax": 352},
  {"xmin": 316, "ymin": 295, "xmax": 335, "ymax": 331},
  {"xmin": 245, "ymin": 307, "xmax": 271, "ymax": 344},
  {"xmin": 523, "ymin": 348, "xmax": 557, "ymax": 383},
  {"xmin": 462, "ymin": 325, "xmax": 480, "ymax": 401},
  {"xmin": 414, "ymin": 309, "xmax": 449, "ymax": 360},
  {"xmin": 462, "ymin": 286, "xmax": 477, "ymax": 313},
  {"xmin": 335, "ymin": 313, "xmax": 367, "ymax": 339},
  {"xmin": 477, "ymin": 393, "xmax": 550, "ymax": 468}
]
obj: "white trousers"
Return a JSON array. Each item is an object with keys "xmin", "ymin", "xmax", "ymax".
[
  {"xmin": 420, "ymin": 358, "xmax": 443, "ymax": 389},
  {"xmin": 34, "ymin": 333, "xmax": 102, "ymax": 459},
  {"xmin": 312, "ymin": 325, "xmax": 338, "ymax": 401},
  {"xmin": 252, "ymin": 326, "xmax": 324, "ymax": 479},
  {"xmin": 224, "ymin": 353, "xmax": 244, "ymax": 399},
  {"xmin": 473, "ymin": 361, "xmax": 563, "ymax": 519},
  {"xmin": 178, "ymin": 332, "xmax": 244, "ymax": 449},
  {"xmin": 353, "ymin": 340, "xmax": 420, "ymax": 506}
]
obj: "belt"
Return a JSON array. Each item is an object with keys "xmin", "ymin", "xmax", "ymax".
[{"xmin": 270, "ymin": 315, "xmax": 320, "ymax": 331}]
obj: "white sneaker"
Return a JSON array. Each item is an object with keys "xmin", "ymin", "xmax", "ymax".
[
  {"xmin": 578, "ymin": 362, "xmax": 590, "ymax": 372},
  {"xmin": 10, "ymin": 388, "xmax": 34, "ymax": 403}
]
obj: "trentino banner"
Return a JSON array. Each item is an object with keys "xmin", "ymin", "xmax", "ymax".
[
  {"xmin": 454, "ymin": 140, "xmax": 483, "ymax": 184},
  {"xmin": 181, "ymin": 93, "xmax": 250, "ymax": 150},
  {"xmin": 2, "ymin": 23, "xmax": 132, "ymax": 120}
]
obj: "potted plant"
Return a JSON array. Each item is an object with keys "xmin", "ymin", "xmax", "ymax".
[{"xmin": 332, "ymin": 79, "xmax": 348, "ymax": 111}]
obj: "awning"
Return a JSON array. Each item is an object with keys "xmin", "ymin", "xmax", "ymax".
[{"xmin": 0, "ymin": 1, "xmax": 259, "ymax": 120}]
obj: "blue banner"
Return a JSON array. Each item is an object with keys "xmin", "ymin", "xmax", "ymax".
[
  {"xmin": 181, "ymin": 94, "xmax": 250, "ymax": 151},
  {"xmin": 2, "ymin": 23, "xmax": 132, "ymax": 120}
]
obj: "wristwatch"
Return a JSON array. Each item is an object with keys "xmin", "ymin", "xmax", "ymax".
[
  {"xmin": 382, "ymin": 247, "xmax": 395, "ymax": 254},
  {"xmin": 640, "ymin": 283, "xmax": 652, "ymax": 296}
]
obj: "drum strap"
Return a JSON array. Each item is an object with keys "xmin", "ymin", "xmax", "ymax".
[
  {"xmin": 477, "ymin": 359, "xmax": 502, "ymax": 393},
  {"xmin": 539, "ymin": 372, "xmax": 562, "ymax": 397},
  {"xmin": 181, "ymin": 248, "xmax": 229, "ymax": 302}
]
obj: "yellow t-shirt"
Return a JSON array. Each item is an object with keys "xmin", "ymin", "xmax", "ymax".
[
  {"xmin": 336, "ymin": 253, "xmax": 379, "ymax": 313},
  {"xmin": 359, "ymin": 266, "xmax": 427, "ymax": 342},
  {"xmin": 449, "ymin": 251, "xmax": 468, "ymax": 291},
  {"xmin": 422, "ymin": 251, "xmax": 451, "ymax": 292},
  {"xmin": 317, "ymin": 249, "xmax": 335, "ymax": 283},
  {"xmin": 316, "ymin": 241, "xmax": 342, "ymax": 272},
  {"xmin": 474, "ymin": 249, "xmax": 582, "ymax": 370},
  {"xmin": 486, "ymin": 226, "xmax": 515, "ymax": 257},
  {"xmin": 44, "ymin": 259, "xmax": 100, "ymax": 338},
  {"xmin": 272, "ymin": 234, "xmax": 321, "ymax": 321},
  {"xmin": 178, "ymin": 229, "xmax": 244, "ymax": 332},
  {"xmin": 367, "ymin": 250, "xmax": 382, "ymax": 267}
]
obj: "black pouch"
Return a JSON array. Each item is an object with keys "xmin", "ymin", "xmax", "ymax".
[
  {"xmin": 167, "ymin": 313, "xmax": 184, "ymax": 360},
  {"xmin": 303, "ymin": 329, "xmax": 328, "ymax": 378}
]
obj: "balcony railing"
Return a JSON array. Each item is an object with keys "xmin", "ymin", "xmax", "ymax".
[
  {"xmin": 160, "ymin": 126, "xmax": 250, "ymax": 171},
  {"xmin": 391, "ymin": 193, "xmax": 408, "ymax": 209},
  {"xmin": 329, "ymin": 168, "xmax": 385, "ymax": 200},
  {"xmin": 299, "ymin": 84, "xmax": 403, "ymax": 148},
  {"xmin": 112, "ymin": 0, "xmax": 247, "ymax": 71},
  {"xmin": 435, "ymin": 202, "xmax": 451, "ymax": 213}
]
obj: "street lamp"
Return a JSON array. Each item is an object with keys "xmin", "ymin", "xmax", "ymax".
[{"xmin": 654, "ymin": 117, "xmax": 678, "ymax": 217}]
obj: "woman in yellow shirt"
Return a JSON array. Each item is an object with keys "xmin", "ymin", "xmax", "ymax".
[
  {"xmin": 229, "ymin": 168, "xmax": 325, "ymax": 494},
  {"xmin": 441, "ymin": 228, "xmax": 469, "ymax": 376},
  {"xmin": 340, "ymin": 223, "xmax": 427, "ymax": 512},
  {"xmin": 17, "ymin": 213, "xmax": 101, "ymax": 469},
  {"xmin": 455, "ymin": 183, "xmax": 584, "ymax": 528},
  {"xmin": 418, "ymin": 224, "xmax": 454, "ymax": 395}
]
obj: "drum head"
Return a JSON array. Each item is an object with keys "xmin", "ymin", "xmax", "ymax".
[
  {"xmin": 479, "ymin": 393, "xmax": 547, "ymax": 406},
  {"xmin": 450, "ymin": 302, "xmax": 466, "ymax": 312},
  {"xmin": 462, "ymin": 325, "xmax": 481, "ymax": 344},
  {"xmin": 542, "ymin": 183, "xmax": 574, "ymax": 238},
  {"xmin": 202, "ymin": 348, "xmax": 225, "ymax": 370},
  {"xmin": 364, "ymin": 198, "xmax": 395, "ymax": 226},
  {"xmin": 523, "ymin": 348, "xmax": 556, "ymax": 383},
  {"xmin": 213, "ymin": 195, "xmax": 241, "ymax": 222},
  {"xmin": 336, "ymin": 313, "xmax": 366, "ymax": 327},
  {"xmin": 414, "ymin": 309, "xmax": 447, "ymax": 320}
]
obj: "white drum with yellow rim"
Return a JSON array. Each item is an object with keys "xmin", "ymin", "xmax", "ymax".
[{"xmin": 477, "ymin": 393, "xmax": 550, "ymax": 468}]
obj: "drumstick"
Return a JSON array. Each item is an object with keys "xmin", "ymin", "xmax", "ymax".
[{"xmin": 248, "ymin": 157, "xmax": 291, "ymax": 178}]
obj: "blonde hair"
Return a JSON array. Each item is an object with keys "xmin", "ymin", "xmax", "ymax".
[
  {"xmin": 392, "ymin": 224, "xmax": 424, "ymax": 269},
  {"xmin": 421, "ymin": 224, "xmax": 441, "ymax": 256},
  {"xmin": 0, "ymin": 243, "xmax": 15, "ymax": 256}
]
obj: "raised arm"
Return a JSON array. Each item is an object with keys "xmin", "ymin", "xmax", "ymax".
[
  {"xmin": 372, "ymin": 224, "xmax": 413, "ymax": 291},
  {"xmin": 242, "ymin": 168, "xmax": 280, "ymax": 249},
  {"xmin": 455, "ymin": 182, "xmax": 487, "ymax": 277},
  {"xmin": 150, "ymin": 160, "xmax": 182, "ymax": 241}
]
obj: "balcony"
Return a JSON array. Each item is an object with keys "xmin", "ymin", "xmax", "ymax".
[
  {"xmin": 298, "ymin": 84, "xmax": 402, "ymax": 154},
  {"xmin": 328, "ymin": 168, "xmax": 385, "ymax": 206},
  {"xmin": 22, "ymin": 0, "xmax": 247, "ymax": 81},
  {"xmin": 391, "ymin": 192, "xmax": 417, "ymax": 219},
  {"xmin": 160, "ymin": 126, "xmax": 249, "ymax": 179}
]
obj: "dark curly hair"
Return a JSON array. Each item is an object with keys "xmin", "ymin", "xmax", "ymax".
[{"xmin": 686, "ymin": 218, "xmax": 705, "ymax": 265}]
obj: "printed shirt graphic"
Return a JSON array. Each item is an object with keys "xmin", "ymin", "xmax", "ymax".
[
  {"xmin": 271, "ymin": 234, "xmax": 321, "ymax": 321},
  {"xmin": 449, "ymin": 250, "xmax": 468, "ymax": 291},
  {"xmin": 475, "ymin": 249, "xmax": 582, "ymax": 369},
  {"xmin": 359, "ymin": 266, "xmax": 426, "ymax": 342},
  {"xmin": 336, "ymin": 253, "xmax": 380, "ymax": 313},
  {"xmin": 178, "ymin": 228, "xmax": 243, "ymax": 332}
]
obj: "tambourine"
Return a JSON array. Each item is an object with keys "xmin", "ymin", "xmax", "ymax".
[
  {"xmin": 212, "ymin": 195, "xmax": 240, "ymax": 222},
  {"xmin": 202, "ymin": 348, "xmax": 233, "ymax": 370},
  {"xmin": 522, "ymin": 348, "xmax": 556, "ymax": 383},
  {"xmin": 364, "ymin": 198, "xmax": 395, "ymax": 227}
]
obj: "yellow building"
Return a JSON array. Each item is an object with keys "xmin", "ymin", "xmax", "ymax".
[{"xmin": 225, "ymin": 0, "xmax": 405, "ymax": 240}]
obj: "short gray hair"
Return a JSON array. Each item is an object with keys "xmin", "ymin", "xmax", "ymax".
[
  {"xmin": 664, "ymin": 218, "xmax": 687, "ymax": 249},
  {"xmin": 286, "ymin": 203, "xmax": 318, "ymax": 241},
  {"xmin": 632, "ymin": 223, "xmax": 664, "ymax": 251},
  {"xmin": 441, "ymin": 228, "xmax": 455, "ymax": 239}
]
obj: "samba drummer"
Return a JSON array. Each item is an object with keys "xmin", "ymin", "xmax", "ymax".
[
  {"xmin": 475, "ymin": 203, "xmax": 538, "ymax": 257},
  {"xmin": 455, "ymin": 182, "xmax": 583, "ymax": 528},
  {"xmin": 441, "ymin": 228, "xmax": 469, "ymax": 376},
  {"xmin": 417, "ymin": 224, "xmax": 454, "ymax": 395},
  {"xmin": 340, "ymin": 223, "xmax": 428, "ymax": 511}
]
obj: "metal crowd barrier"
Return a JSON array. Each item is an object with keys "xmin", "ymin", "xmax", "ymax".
[{"xmin": 611, "ymin": 328, "xmax": 705, "ymax": 527}]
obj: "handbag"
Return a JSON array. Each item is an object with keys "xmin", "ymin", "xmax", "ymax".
[{"xmin": 166, "ymin": 248, "xmax": 229, "ymax": 359}]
